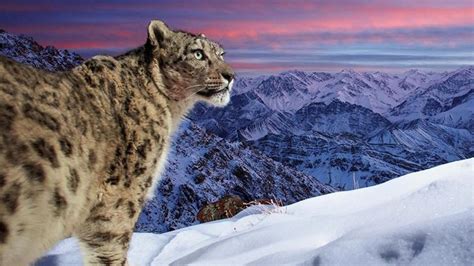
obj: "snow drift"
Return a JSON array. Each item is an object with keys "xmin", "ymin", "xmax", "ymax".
[{"xmin": 37, "ymin": 158, "xmax": 473, "ymax": 265}]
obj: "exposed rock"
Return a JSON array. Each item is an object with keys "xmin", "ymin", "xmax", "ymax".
[{"xmin": 197, "ymin": 195, "xmax": 245, "ymax": 223}]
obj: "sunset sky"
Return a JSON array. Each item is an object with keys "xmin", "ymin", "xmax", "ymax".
[{"xmin": 1, "ymin": 0, "xmax": 473, "ymax": 74}]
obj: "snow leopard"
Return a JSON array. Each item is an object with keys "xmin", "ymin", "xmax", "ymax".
[{"xmin": 0, "ymin": 20, "xmax": 234, "ymax": 265}]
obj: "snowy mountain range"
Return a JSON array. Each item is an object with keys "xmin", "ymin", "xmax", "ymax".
[
  {"xmin": 1, "ymin": 31, "xmax": 472, "ymax": 234},
  {"xmin": 191, "ymin": 67, "xmax": 473, "ymax": 192}
]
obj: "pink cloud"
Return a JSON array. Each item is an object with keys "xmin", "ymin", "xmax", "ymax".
[{"xmin": 192, "ymin": 6, "xmax": 473, "ymax": 39}]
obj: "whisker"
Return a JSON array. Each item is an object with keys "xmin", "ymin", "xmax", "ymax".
[{"xmin": 183, "ymin": 84, "xmax": 206, "ymax": 90}]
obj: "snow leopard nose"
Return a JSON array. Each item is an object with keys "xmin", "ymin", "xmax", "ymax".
[{"xmin": 221, "ymin": 71, "xmax": 234, "ymax": 84}]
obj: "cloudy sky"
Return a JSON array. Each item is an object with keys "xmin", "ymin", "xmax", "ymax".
[{"xmin": 1, "ymin": 0, "xmax": 473, "ymax": 74}]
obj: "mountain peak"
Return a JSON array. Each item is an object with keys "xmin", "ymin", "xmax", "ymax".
[
  {"xmin": 0, "ymin": 30, "xmax": 83, "ymax": 71},
  {"xmin": 404, "ymin": 69, "xmax": 424, "ymax": 74},
  {"xmin": 339, "ymin": 69, "xmax": 359, "ymax": 75},
  {"xmin": 280, "ymin": 69, "xmax": 306, "ymax": 75},
  {"xmin": 450, "ymin": 65, "xmax": 474, "ymax": 76}
]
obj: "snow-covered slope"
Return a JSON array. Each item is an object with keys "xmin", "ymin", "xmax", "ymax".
[
  {"xmin": 368, "ymin": 119, "xmax": 473, "ymax": 162},
  {"xmin": 0, "ymin": 30, "xmax": 83, "ymax": 71},
  {"xmin": 37, "ymin": 159, "xmax": 474, "ymax": 265},
  {"xmin": 428, "ymin": 89, "xmax": 474, "ymax": 132}
]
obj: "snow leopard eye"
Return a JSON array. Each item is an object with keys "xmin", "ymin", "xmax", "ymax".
[{"xmin": 194, "ymin": 50, "xmax": 204, "ymax": 60}]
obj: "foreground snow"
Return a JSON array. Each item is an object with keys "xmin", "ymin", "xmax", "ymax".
[{"xmin": 37, "ymin": 159, "xmax": 474, "ymax": 265}]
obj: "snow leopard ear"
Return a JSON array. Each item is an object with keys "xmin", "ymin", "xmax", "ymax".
[{"xmin": 147, "ymin": 20, "xmax": 171, "ymax": 47}]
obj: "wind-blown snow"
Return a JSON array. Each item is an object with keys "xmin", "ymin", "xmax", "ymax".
[{"xmin": 37, "ymin": 159, "xmax": 474, "ymax": 265}]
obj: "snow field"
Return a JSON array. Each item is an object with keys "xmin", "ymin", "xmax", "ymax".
[{"xmin": 37, "ymin": 159, "xmax": 473, "ymax": 265}]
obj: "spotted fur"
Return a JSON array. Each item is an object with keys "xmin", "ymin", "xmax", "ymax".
[{"xmin": 0, "ymin": 20, "xmax": 234, "ymax": 265}]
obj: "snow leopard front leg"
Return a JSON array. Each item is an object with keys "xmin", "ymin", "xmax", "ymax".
[{"xmin": 74, "ymin": 194, "xmax": 141, "ymax": 265}]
